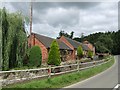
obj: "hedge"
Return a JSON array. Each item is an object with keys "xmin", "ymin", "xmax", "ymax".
[{"xmin": 29, "ymin": 46, "xmax": 42, "ymax": 67}]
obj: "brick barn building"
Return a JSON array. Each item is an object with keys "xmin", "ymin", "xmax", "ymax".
[
  {"xmin": 83, "ymin": 41, "xmax": 95, "ymax": 55},
  {"xmin": 28, "ymin": 33, "xmax": 95, "ymax": 63},
  {"xmin": 28, "ymin": 33, "xmax": 73, "ymax": 63},
  {"xmin": 59, "ymin": 36, "xmax": 91, "ymax": 59}
]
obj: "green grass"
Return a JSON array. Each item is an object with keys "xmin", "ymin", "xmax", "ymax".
[{"xmin": 3, "ymin": 56, "xmax": 114, "ymax": 89}]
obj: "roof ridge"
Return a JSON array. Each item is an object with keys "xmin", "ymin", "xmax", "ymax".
[
  {"xmin": 64, "ymin": 36, "xmax": 81, "ymax": 44},
  {"xmin": 32, "ymin": 33, "xmax": 72, "ymax": 50},
  {"xmin": 32, "ymin": 32, "xmax": 55, "ymax": 40}
]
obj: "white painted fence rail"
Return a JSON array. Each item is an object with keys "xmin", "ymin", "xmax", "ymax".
[{"xmin": 0, "ymin": 59, "xmax": 110, "ymax": 86}]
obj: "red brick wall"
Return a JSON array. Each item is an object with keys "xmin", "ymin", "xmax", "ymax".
[
  {"xmin": 72, "ymin": 50, "xmax": 76, "ymax": 60},
  {"xmin": 28, "ymin": 35, "xmax": 78, "ymax": 63},
  {"xmin": 28, "ymin": 35, "xmax": 48, "ymax": 63},
  {"xmin": 34, "ymin": 38, "xmax": 48, "ymax": 63},
  {"xmin": 59, "ymin": 36, "xmax": 75, "ymax": 60},
  {"xmin": 59, "ymin": 36, "xmax": 74, "ymax": 50}
]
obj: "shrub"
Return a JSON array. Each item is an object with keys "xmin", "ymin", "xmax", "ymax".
[
  {"xmin": 29, "ymin": 46, "xmax": 42, "ymax": 67},
  {"xmin": 47, "ymin": 40, "xmax": 61, "ymax": 66},
  {"xmin": 77, "ymin": 45, "xmax": 84, "ymax": 59},
  {"xmin": 88, "ymin": 50, "xmax": 93, "ymax": 59}
]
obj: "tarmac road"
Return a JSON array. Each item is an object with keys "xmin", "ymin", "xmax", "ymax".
[{"xmin": 64, "ymin": 56, "xmax": 118, "ymax": 88}]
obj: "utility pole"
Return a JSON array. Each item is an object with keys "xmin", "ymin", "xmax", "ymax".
[
  {"xmin": 0, "ymin": 4, "xmax": 2, "ymax": 71},
  {"xmin": 30, "ymin": 1, "xmax": 32, "ymax": 47}
]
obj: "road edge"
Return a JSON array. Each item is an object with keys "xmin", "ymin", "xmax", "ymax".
[{"xmin": 64, "ymin": 56, "xmax": 116, "ymax": 88}]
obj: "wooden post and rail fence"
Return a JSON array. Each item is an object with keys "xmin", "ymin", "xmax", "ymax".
[{"xmin": 0, "ymin": 57, "xmax": 111, "ymax": 86}]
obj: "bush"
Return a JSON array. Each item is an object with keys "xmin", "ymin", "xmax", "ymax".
[
  {"xmin": 77, "ymin": 45, "xmax": 84, "ymax": 59},
  {"xmin": 88, "ymin": 50, "xmax": 93, "ymax": 59},
  {"xmin": 47, "ymin": 40, "xmax": 61, "ymax": 66},
  {"xmin": 29, "ymin": 46, "xmax": 42, "ymax": 67}
]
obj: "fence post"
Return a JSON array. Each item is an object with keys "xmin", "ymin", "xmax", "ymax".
[
  {"xmin": 93, "ymin": 61, "xmax": 96, "ymax": 66},
  {"xmin": 48, "ymin": 65, "xmax": 51, "ymax": 78},
  {"xmin": 77, "ymin": 60, "xmax": 80, "ymax": 72}
]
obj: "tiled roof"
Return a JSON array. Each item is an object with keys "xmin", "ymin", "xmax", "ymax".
[
  {"xmin": 64, "ymin": 37, "xmax": 81, "ymax": 49},
  {"xmin": 64, "ymin": 36, "xmax": 90, "ymax": 51},
  {"xmin": 81, "ymin": 44, "xmax": 91, "ymax": 51},
  {"xmin": 33, "ymin": 33, "xmax": 72, "ymax": 50}
]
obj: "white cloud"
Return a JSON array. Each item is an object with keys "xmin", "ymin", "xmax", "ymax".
[
  {"xmin": 44, "ymin": 7, "xmax": 80, "ymax": 27},
  {"xmin": 0, "ymin": 2, "xmax": 118, "ymax": 38},
  {"xmin": 32, "ymin": 23, "xmax": 60, "ymax": 38}
]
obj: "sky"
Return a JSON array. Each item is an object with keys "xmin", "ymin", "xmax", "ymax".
[{"xmin": 0, "ymin": 1, "xmax": 118, "ymax": 38}]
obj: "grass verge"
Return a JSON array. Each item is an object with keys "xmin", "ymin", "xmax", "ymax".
[{"xmin": 3, "ymin": 56, "xmax": 114, "ymax": 89}]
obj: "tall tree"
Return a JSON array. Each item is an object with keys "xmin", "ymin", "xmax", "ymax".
[
  {"xmin": 57, "ymin": 30, "xmax": 74, "ymax": 39},
  {"xmin": 70, "ymin": 31, "xmax": 74, "ymax": 39},
  {"xmin": 1, "ymin": 7, "xmax": 28, "ymax": 70},
  {"xmin": 8, "ymin": 12, "xmax": 28, "ymax": 68},
  {"xmin": 2, "ymin": 7, "xmax": 9, "ymax": 70}
]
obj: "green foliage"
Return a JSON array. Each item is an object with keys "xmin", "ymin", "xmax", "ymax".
[
  {"xmin": 1, "ymin": 7, "xmax": 28, "ymax": 70},
  {"xmin": 112, "ymin": 30, "xmax": 120, "ymax": 55},
  {"xmin": 2, "ymin": 7, "xmax": 9, "ymax": 70},
  {"xmin": 29, "ymin": 46, "xmax": 42, "ymax": 67},
  {"xmin": 47, "ymin": 40, "xmax": 61, "ymax": 66},
  {"xmin": 96, "ymin": 34, "xmax": 113, "ymax": 53},
  {"xmin": 57, "ymin": 30, "xmax": 74, "ymax": 39},
  {"xmin": 95, "ymin": 41, "xmax": 110, "ymax": 53},
  {"xmin": 74, "ymin": 31, "xmax": 120, "ymax": 55},
  {"xmin": 77, "ymin": 45, "xmax": 83, "ymax": 59},
  {"xmin": 74, "ymin": 32, "xmax": 104, "ymax": 44},
  {"xmin": 88, "ymin": 50, "xmax": 93, "ymax": 58},
  {"xmin": 94, "ymin": 34, "xmax": 113, "ymax": 53}
]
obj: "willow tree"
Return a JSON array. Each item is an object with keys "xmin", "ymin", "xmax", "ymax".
[
  {"xmin": 2, "ymin": 7, "xmax": 9, "ymax": 70},
  {"xmin": 2, "ymin": 7, "xmax": 28, "ymax": 70},
  {"xmin": 9, "ymin": 12, "xmax": 28, "ymax": 68}
]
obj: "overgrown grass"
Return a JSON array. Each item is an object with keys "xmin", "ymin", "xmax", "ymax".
[{"xmin": 3, "ymin": 56, "xmax": 114, "ymax": 89}]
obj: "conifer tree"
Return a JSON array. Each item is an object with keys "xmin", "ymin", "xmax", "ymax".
[
  {"xmin": 47, "ymin": 40, "xmax": 61, "ymax": 66},
  {"xmin": 77, "ymin": 45, "xmax": 83, "ymax": 60},
  {"xmin": 88, "ymin": 50, "xmax": 93, "ymax": 59}
]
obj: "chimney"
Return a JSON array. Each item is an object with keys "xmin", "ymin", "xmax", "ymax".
[{"xmin": 33, "ymin": 34, "xmax": 35, "ymax": 46}]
